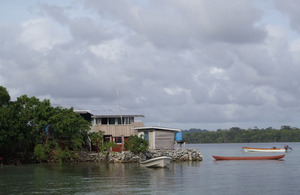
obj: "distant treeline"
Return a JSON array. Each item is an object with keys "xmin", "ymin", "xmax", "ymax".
[{"xmin": 182, "ymin": 126, "xmax": 300, "ymax": 143}]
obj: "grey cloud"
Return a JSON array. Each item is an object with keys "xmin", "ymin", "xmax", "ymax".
[
  {"xmin": 41, "ymin": 4, "xmax": 71, "ymax": 25},
  {"xmin": 82, "ymin": 0, "xmax": 267, "ymax": 48},
  {"xmin": 193, "ymin": 0, "xmax": 266, "ymax": 43},
  {"xmin": 41, "ymin": 3, "xmax": 115, "ymax": 45},
  {"xmin": 1, "ymin": 0, "xmax": 300, "ymax": 130},
  {"xmin": 274, "ymin": 0, "xmax": 300, "ymax": 32}
]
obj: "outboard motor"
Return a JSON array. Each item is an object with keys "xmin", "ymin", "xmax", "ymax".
[
  {"xmin": 284, "ymin": 145, "xmax": 292, "ymax": 150},
  {"xmin": 145, "ymin": 152, "xmax": 152, "ymax": 160}
]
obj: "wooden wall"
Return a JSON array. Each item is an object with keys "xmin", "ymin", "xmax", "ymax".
[
  {"xmin": 92, "ymin": 122, "xmax": 144, "ymax": 137},
  {"xmin": 154, "ymin": 130, "xmax": 175, "ymax": 150}
]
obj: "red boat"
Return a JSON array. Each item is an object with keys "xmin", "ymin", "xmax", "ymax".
[{"xmin": 213, "ymin": 154, "xmax": 285, "ymax": 160}]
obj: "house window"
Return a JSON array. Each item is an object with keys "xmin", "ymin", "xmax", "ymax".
[
  {"xmin": 101, "ymin": 118, "xmax": 108, "ymax": 125},
  {"xmin": 144, "ymin": 131, "xmax": 149, "ymax": 141},
  {"xmin": 109, "ymin": 118, "xmax": 115, "ymax": 125},
  {"xmin": 117, "ymin": 118, "xmax": 122, "ymax": 124},
  {"xmin": 91, "ymin": 118, "xmax": 98, "ymax": 125},
  {"xmin": 114, "ymin": 137, "xmax": 122, "ymax": 144},
  {"xmin": 123, "ymin": 117, "xmax": 133, "ymax": 124},
  {"xmin": 104, "ymin": 136, "xmax": 111, "ymax": 142},
  {"xmin": 100, "ymin": 117, "xmax": 134, "ymax": 125}
]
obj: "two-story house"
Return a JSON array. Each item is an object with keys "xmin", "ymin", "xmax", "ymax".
[
  {"xmin": 73, "ymin": 105, "xmax": 145, "ymax": 152},
  {"xmin": 59, "ymin": 104, "xmax": 181, "ymax": 152}
]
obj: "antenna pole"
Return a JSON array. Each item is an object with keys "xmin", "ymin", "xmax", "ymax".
[{"xmin": 116, "ymin": 87, "xmax": 123, "ymax": 125}]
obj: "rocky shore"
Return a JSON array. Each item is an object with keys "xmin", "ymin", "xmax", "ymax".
[
  {"xmin": 78, "ymin": 148, "xmax": 203, "ymax": 163},
  {"xmin": 1, "ymin": 148, "xmax": 203, "ymax": 165}
]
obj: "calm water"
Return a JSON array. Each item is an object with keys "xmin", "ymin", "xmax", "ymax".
[{"xmin": 1, "ymin": 142, "xmax": 300, "ymax": 195}]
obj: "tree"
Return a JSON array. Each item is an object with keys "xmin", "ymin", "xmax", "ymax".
[
  {"xmin": 0, "ymin": 86, "xmax": 91, "ymax": 162},
  {"xmin": 0, "ymin": 103, "xmax": 22, "ymax": 152},
  {"xmin": 89, "ymin": 131, "xmax": 104, "ymax": 153},
  {"xmin": 32, "ymin": 105, "xmax": 91, "ymax": 162},
  {"xmin": 0, "ymin": 95, "xmax": 38, "ymax": 153},
  {"xmin": 0, "ymin": 86, "xmax": 10, "ymax": 107},
  {"xmin": 47, "ymin": 106, "xmax": 90, "ymax": 150},
  {"xmin": 281, "ymin": 125, "xmax": 292, "ymax": 130},
  {"xmin": 14, "ymin": 95, "xmax": 45, "ymax": 152},
  {"xmin": 182, "ymin": 127, "xmax": 300, "ymax": 143}
]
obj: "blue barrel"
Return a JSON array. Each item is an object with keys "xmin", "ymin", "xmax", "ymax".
[{"xmin": 175, "ymin": 132, "xmax": 183, "ymax": 141}]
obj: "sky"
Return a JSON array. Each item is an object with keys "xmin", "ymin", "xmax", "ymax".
[{"xmin": 1, "ymin": 0, "xmax": 300, "ymax": 130}]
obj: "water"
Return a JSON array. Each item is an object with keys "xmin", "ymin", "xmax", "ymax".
[{"xmin": 1, "ymin": 143, "xmax": 300, "ymax": 195}]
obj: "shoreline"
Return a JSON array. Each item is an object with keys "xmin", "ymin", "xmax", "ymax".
[
  {"xmin": 1, "ymin": 148, "xmax": 203, "ymax": 165},
  {"xmin": 85, "ymin": 148, "xmax": 203, "ymax": 163}
]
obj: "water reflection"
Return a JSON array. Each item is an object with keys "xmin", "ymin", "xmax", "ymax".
[
  {"xmin": 0, "ymin": 159, "xmax": 205, "ymax": 194},
  {"xmin": 2, "ymin": 143, "xmax": 299, "ymax": 194}
]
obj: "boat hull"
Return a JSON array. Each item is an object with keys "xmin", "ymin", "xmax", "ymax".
[
  {"xmin": 213, "ymin": 154, "xmax": 285, "ymax": 160},
  {"xmin": 140, "ymin": 156, "xmax": 172, "ymax": 168},
  {"xmin": 243, "ymin": 147, "xmax": 286, "ymax": 152}
]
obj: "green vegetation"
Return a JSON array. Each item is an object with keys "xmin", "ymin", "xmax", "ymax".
[
  {"xmin": 125, "ymin": 135, "xmax": 149, "ymax": 154},
  {"xmin": 0, "ymin": 86, "xmax": 91, "ymax": 163},
  {"xmin": 89, "ymin": 131, "xmax": 117, "ymax": 154},
  {"xmin": 2, "ymin": 85, "xmax": 299, "ymax": 162},
  {"xmin": 34, "ymin": 144, "xmax": 49, "ymax": 161},
  {"xmin": 183, "ymin": 126, "xmax": 300, "ymax": 143},
  {"xmin": 89, "ymin": 131, "xmax": 104, "ymax": 153}
]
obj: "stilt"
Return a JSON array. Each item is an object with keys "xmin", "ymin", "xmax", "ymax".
[{"xmin": 175, "ymin": 141, "xmax": 186, "ymax": 150}]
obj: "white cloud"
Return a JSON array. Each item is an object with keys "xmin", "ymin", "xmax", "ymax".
[
  {"xmin": 89, "ymin": 39, "xmax": 124, "ymax": 62},
  {"xmin": 19, "ymin": 18, "xmax": 70, "ymax": 51},
  {"xmin": 164, "ymin": 87, "xmax": 189, "ymax": 96}
]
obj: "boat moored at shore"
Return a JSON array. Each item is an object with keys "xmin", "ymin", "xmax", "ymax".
[
  {"xmin": 243, "ymin": 147, "xmax": 286, "ymax": 152},
  {"xmin": 140, "ymin": 156, "xmax": 172, "ymax": 168},
  {"xmin": 213, "ymin": 154, "xmax": 285, "ymax": 160},
  {"xmin": 243, "ymin": 145, "xmax": 292, "ymax": 153}
]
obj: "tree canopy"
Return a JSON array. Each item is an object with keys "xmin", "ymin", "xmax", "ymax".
[
  {"xmin": 183, "ymin": 126, "xmax": 300, "ymax": 143},
  {"xmin": 0, "ymin": 86, "xmax": 91, "ymax": 162},
  {"xmin": 0, "ymin": 86, "xmax": 10, "ymax": 107}
]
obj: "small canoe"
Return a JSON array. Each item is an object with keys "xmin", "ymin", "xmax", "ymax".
[
  {"xmin": 213, "ymin": 154, "xmax": 285, "ymax": 160},
  {"xmin": 140, "ymin": 156, "xmax": 172, "ymax": 168},
  {"xmin": 243, "ymin": 147, "xmax": 286, "ymax": 152}
]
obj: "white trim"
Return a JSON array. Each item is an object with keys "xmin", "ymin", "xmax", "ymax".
[
  {"xmin": 153, "ymin": 131, "xmax": 156, "ymax": 149},
  {"xmin": 138, "ymin": 132, "xmax": 144, "ymax": 138}
]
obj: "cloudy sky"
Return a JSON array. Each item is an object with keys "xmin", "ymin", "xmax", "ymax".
[{"xmin": 1, "ymin": 0, "xmax": 300, "ymax": 130}]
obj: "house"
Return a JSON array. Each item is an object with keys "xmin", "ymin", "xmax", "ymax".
[
  {"xmin": 58, "ymin": 104, "xmax": 182, "ymax": 152},
  {"xmin": 134, "ymin": 126, "xmax": 182, "ymax": 150},
  {"xmin": 74, "ymin": 105, "xmax": 145, "ymax": 152}
]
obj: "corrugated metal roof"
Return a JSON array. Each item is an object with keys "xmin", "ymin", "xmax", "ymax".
[{"xmin": 52, "ymin": 104, "xmax": 144, "ymax": 118}]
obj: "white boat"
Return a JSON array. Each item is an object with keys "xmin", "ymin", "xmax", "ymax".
[
  {"xmin": 242, "ymin": 147, "xmax": 287, "ymax": 153},
  {"xmin": 140, "ymin": 156, "xmax": 172, "ymax": 168}
]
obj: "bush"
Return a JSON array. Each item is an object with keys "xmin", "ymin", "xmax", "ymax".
[
  {"xmin": 125, "ymin": 135, "xmax": 149, "ymax": 154},
  {"xmin": 34, "ymin": 144, "xmax": 48, "ymax": 161},
  {"xmin": 52, "ymin": 148, "xmax": 78, "ymax": 163},
  {"xmin": 34, "ymin": 140, "xmax": 79, "ymax": 163},
  {"xmin": 56, "ymin": 149, "xmax": 70, "ymax": 163}
]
